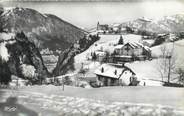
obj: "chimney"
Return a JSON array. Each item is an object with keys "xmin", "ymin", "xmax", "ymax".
[{"xmin": 101, "ymin": 67, "xmax": 104, "ymax": 73}]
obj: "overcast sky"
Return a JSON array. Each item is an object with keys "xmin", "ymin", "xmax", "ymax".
[{"xmin": 1, "ymin": 0, "xmax": 184, "ymax": 28}]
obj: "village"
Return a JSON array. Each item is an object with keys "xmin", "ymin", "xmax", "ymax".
[
  {"xmin": 8, "ymin": 21, "xmax": 184, "ymax": 89},
  {"xmin": 8, "ymin": 21, "xmax": 182, "ymax": 89},
  {"xmin": 6, "ymin": 19, "xmax": 184, "ymax": 90}
]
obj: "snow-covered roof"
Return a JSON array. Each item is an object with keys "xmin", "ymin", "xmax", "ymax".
[
  {"xmin": 94, "ymin": 63, "xmax": 132, "ymax": 79},
  {"xmin": 114, "ymin": 42, "xmax": 150, "ymax": 51},
  {"xmin": 157, "ymin": 33, "xmax": 168, "ymax": 37},
  {"xmin": 114, "ymin": 55, "xmax": 132, "ymax": 58},
  {"xmin": 95, "ymin": 51, "xmax": 106, "ymax": 56},
  {"xmin": 112, "ymin": 23, "xmax": 121, "ymax": 27},
  {"xmin": 143, "ymin": 46, "xmax": 151, "ymax": 51},
  {"xmin": 138, "ymin": 17, "xmax": 152, "ymax": 22},
  {"xmin": 55, "ymin": 73, "xmax": 77, "ymax": 79},
  {"xmin": 114, "ymin": 45, "xmax": 124, "ymax": 49}
]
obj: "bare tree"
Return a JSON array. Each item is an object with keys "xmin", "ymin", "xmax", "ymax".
[{"xmin": 157, "ymin": 44, "xmax": 176, "ymax": 83}]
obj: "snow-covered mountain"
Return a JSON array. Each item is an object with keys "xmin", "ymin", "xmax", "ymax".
[{"xmin": 124, "ymin": 14, "xmax": 184, "ymax": 33}]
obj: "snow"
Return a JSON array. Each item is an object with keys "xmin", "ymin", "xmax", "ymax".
[
  {"xmin": 125, "ymin": 60, "xmax": 161, "ymax": 81},
  {"xmin": 1, "ymin": 86, "xmax": 184, "ymax": 116},
  {"xmin": 125, "ymin": 39, "xmax": 184, "ymax": 84},
  {"xmin": 74, "ymin": 34, "xmax": 142, "ymax": 72},
  {"xmin": 0, "ymin": 33, "xmax": 16, "ymax": 62},
  {"xmin": 4, "ymin": 7, "xmax": 15, "ymax": 11},
  {"xmin": 2, "ymin": 7, "xmax": 14, "ymax": 16},
  {"xmin": 139, "ymin": 79, "xmax": 163, "ymax": 86},
  {"xmin": 151, "ymin": 39, "xmax": 184, "ymax": 69},
  {"xmin": 0, "ymin": 42, "xmax": 10, "ymax": 62},
  {"xmin": 94, "ymin": 64, "xmax": 124, "ymax": 79},
  {"xmin": 20, "ymin": 64, "xmax": 36, "ymax": 79},
  {"xmin": 114, "ymin": 44, "xmax": 124, "ymax": 49},
  {"xmin": 0, "ymin": 33, "xmax": 15, "ymax": 41}
]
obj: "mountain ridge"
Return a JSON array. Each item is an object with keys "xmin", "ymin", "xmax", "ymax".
[
  {"xmin": 122, "ymin": 14, "xmax": 184, "ymax": 34},
  {"xmin": 0, "ymin": 7, "xmax": 87, "ymax": 51}
]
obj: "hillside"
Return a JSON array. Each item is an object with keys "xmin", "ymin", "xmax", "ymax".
[
  {"xmin": 0, "ymin": 7, "xmax": 87, "ymax": 51},
  {"xmin": 72, "ymin": 34, "xmax": 142, "ymax": 76},
  {"xmin": 0, "ymin": 7, "xmax": 87, "ymax": 72}
]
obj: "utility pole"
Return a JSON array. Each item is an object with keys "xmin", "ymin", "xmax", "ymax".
[{"xmin": 168, "ymin": 55, "xmax": 171, "ymax": 83}]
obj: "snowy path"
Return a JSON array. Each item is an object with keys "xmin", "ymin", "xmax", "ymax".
[{"xmin": 0, "ymin": 86, "xmax": 184, "ymax": 116}]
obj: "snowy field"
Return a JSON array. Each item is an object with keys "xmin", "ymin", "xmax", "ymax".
[
  {"xmin": 0, "ymin": 85, "xmax": 184, "ymax": 116},
  {"xmin": 125, "ymin": 60, "xmax": 162, "ymax": 81}
]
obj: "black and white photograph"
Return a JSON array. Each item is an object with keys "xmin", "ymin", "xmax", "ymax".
[{"xmin": 0, "ymin": 0, "xmax": 184, "ymax": 115}]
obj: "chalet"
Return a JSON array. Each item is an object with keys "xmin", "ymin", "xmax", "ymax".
[
  {"xmin": 113, "ymin": 42, "xmax": 151, "ymax": 62},
  {"xmin": 94, "ymin": 64, "xmax": 138, "ymax": 86}
]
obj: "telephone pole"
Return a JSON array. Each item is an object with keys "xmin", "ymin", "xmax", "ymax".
[{"xmin": 168, "ymin": 55, "xmax": 171, "ymax": 83}]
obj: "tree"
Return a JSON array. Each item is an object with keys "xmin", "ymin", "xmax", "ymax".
[
  {"xmin": 152, "ymin": 35, "xmax": 167, "ymax": 46},
  {"xmin": 103, "ymin": 51, "xmax": 110, "ymax": 63},
  {"xmin": 176, "ymin": 68, "xmax": 184, "ymax": 85},
  {"xmin": 118, "ymin": 35, "xmax": 124, "ymax": 45},
  {"xmin": 125, "ymin": 26, "xmax": 134, "ymax": 33},
  {"xmin": 157, "ymin": 45, "xmax": 176, "ymax": 83},
  {"xmin": 0, "ymin": 61, "xmax": 11, "ymax": 85},
  {"xmin": 91, "ymin": 52, "xmax": 97, "ymax": 61}
]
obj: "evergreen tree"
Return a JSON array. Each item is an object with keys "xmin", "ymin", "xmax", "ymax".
[
  {"xmin": 118, "ymin": 35, "xmax": 124, "ymax": 45},
  {"xmin": 92, "ymin": 52, "xmax": 97, "ymax": 61}
]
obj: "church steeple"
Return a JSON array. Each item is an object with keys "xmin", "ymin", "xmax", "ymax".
[{"xmin": 97, "ymin": 21, "xmax": 100, "ymax": 30}]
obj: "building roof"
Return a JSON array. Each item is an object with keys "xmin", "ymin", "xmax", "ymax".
[
  {"xmin": 114, "ymin": 42, "xmax": 151, "ymax": 51},
  {"xmin": 94, "ymin": 63, "xmax": 133, "ymax": 79},
  {"xmin": 114, "ymin": 44, "xmax": 124, "ymax": 49},
  {"xmin": 114, "ymin": 55, "xmax": 132, "ymax": 58}
]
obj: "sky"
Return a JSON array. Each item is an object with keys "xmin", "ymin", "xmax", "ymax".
[{"xmin": 1, "ymin": 0, "xmax": 184, "ymax": 28}]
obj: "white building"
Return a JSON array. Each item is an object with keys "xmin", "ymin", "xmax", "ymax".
[{"xmin": 94, "ymin": 64, "xmax": 138, "ymax": 86}]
